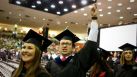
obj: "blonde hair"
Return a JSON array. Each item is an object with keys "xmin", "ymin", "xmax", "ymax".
[
  {"xmin": 120, "ymin": 51, "xmax": 135, "ymax": 65},
  {"xmin": 12, "ymin": 45, "xmax": 42, "ymax": 77}
]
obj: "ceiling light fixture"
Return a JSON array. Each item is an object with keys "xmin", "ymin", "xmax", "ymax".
[
  {"xmin": 97, "ymin": 2, "xmax": 101, "ymax": 5},
  {"xmin": 76, "ymin": 22, "xmax": 78, "ymax": 24},
  {"xmin": 134, "ymin": 14, "xmax": 137, "ymax": 16},
  {"xmin": 117, "ymin": 3, "xmax": 123, "ymax": 6},
  {"xmin": 81, "ymin": 8, "xmax": 85, "ymax": 11},
  {"xmin": 44, "ymin": 8, "xmax": 48, "ymax": 11},
  {"xmin": 57, "ymin": 11, "xmax": 61, "ymax": 14},
  {"xmin": 98, "ymin": 9, "xmax": 102, "ymax": 11},
  {"xmin": 31, "ymin": 5, "xmax": 36, "ymax": 8},
  {"xmin": 88, "ymin": 5, "xmax": 93, "ymax": 8},
  {"xmin": 116, "ymin": 10, "xmax": 120, "ymax": 12},
  {"xmin": 81, "ymin": 0, "xmax": 87, "ymax": 5},
  {"xmin": 43, "ymin": 18, "xmax": 46, "ymax": 20},
  {"xmin": 19, "ymin": 13, "xmax": 21, "ymax": 16},
  {"xmin": 130, "ymin": 0, "xmax": 135, "ymax": 2},
  {"xmin": 108, "ymin": 0, "xmax": 112, "ymax": 1},
  {"xmin": 107, "ymin": 6, "xmax": 112, "ymax": 9},
  {"xmin": 120, "ymin": 16, "xmax": 124, "ymax": 19},
  {"xmin": 9, "ymin": 12, "xmax": 12, "ymax": 14},
  {"xmin": 16, "ymin": 1, "xmax": 21, "ymax": 5},
  {"xmin": 99, "ymin": 14, "xmax": 103, "ymax": 17},
  {"xmin": 58, "ymin": 1, "xmax": 63, "ymax": 4},
  {"xmin": 72, "ymin": 4, "xmax": 77, "ymax": 9},
  {"xmin": 51, "ymin": 4, "xmax": 56, "ymax": 8},
  {"xmin": 64, "ymin": 8, "xmax": 68, "ymax": 12},
  {"xmin": 107, "ymin": 12, "xmax": 111, "ymax": 14},
  {"xmin": 74, "ymin": 11, "xmax": 78, "ymax": 13},
  {"xmin": 83, "ymin": 13, "xmax": 88, "ymax": 16},
  {"xmin": 127, "ymin": 7, "xmax": 131, "ymax": 10},
  {"xmin": 36, "ymin": 0, "xmax": 41, "ymax": 4},
  {"xmin": 33, "ymin": 17, "xmax": 36, "ymax": 19}
]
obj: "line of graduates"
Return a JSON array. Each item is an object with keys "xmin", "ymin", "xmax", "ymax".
[{"xmin": 11, "ymin": 6, "xmax": 137, "ymax": 77}]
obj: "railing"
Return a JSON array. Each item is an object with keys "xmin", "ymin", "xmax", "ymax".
[{"xmin": 0, "ymin": 60, "xmax": 19, "ymax": 77}]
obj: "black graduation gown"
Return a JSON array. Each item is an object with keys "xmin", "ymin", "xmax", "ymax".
[
  {"xmin": 114, "ymin": 63, "xmax": 137, "ymax": 77},
  {"xmin": 18, "ymin": 66, "xmax": 51, "ymax": 77},
  {"xmin": 46, "ymin": 41, "xmax": 99, "ymax": 77}
]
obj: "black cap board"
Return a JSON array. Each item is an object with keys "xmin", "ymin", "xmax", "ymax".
[
  {"xmin": 23, "ymin": 29, "xmax": 52, "ymax": 51},
  {"xmin": 98, "ymin": 48, "xmax": 111, "ymax": 59},
  {"xmin": 55, "ymin": 29, "xmax": 80, "ymax": 43},
  {"xmin": 119, "ymin": 43, "xmax": 137, "ymax": 51}
]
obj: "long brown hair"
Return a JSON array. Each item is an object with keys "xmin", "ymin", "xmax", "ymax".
[
  {"xmin": 12, "ymin": 45, "xmax": 42, "ymax": 77},
  {"xmin": 90, "ymin": 62, "xmax": 101, "ymax": 77},
  {"xmin": 120, "ymin": 51, "xmax": 136, "ymax": 65}
]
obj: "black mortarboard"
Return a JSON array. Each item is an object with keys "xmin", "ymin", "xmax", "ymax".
[
  {"xmin": 55, "ymin": 29, "xmax": 80, "ymax": 43},
  {"xmin": 119, "ymin": 43, "xmax": 137, "ymax": 51},
  {"xmin": 98, "ymin": 48, "xmax": 111, "ymax": 59},
  {"xmin": 23, "ymin": 29, "xmax": 52, "ymax": 51}
]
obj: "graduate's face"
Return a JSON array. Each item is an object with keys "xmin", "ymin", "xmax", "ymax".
[
  {"xmin": 124, "ymin": 50, "xmax": 133, "ymax": 61},
  {"xmin": 21, "ymin": 43, "xmax": 36, "ymax": 63},
  {"xmin": 59, "ymin": 39, "xmax": 73, "ymax": 56}
]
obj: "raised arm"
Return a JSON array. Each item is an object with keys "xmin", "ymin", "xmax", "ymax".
[{"xmin": 78, "ymin": 4, "xmax": 99, "ymax": 71}]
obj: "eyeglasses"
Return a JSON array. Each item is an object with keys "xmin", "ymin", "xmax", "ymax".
[{"xmin": 60, "ymin": 42, "xmax": 72, "ymax": 46}]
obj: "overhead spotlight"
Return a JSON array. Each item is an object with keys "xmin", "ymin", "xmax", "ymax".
[
  {"xmin": 33, "ymin": 17, "xmax": 36, "ymax": 19},
  {"xmin": 44, "ymin": 8, "xmax": 48, "ymax": 11},
  {"xmin": 117, "ymin": 3, "xmax": 122, "ymax": 6},
  {"xmin": 97, "ymin": 2, "xmax": 101, "ymax": 5},
  {"xmin": 16, "ymin": 1, "xmax": 21, "ymax": 5},
  {"xmin": 59, "ymin": 1, "xmax": 63, "ymax": 4},
  {"xmin": 31, "ymin": 5, "xmax": 36, "ymax": 8},
  {"xmin": 134, "ymin": 14, "xmax": 137, "ymax": 16},
  {"xmin": 108, "ymin": 0, "xmax": 112, "ymax": 1},
  {"xmin": 36, "ymin": 0, "xmax": 41, "ymax": 4},
  {"xmin": 19, "ymin": 13, "xmax": 22, "ymax": 16},
  {"xmin": 107, "ymin": 12, "xmax": 111, "ymax": 14},
  {"xmin": 98, "ymin": 9, "xmax": 102, "ymax": 11},
  {"xmin": 72, "ymin": 4, "xmax": 77, "ymax": 9},
  {"xmin": 80, "ymin": 8, "xmax": 85, "ymax": 11},
  {"xmin": 81, "ymin": 0, "xmax": 87, "ymax": 5},
  {"xmin": 107, "ymin": 6, "xmax": 112, "ymax": 9},
  {"xmin": 4, "ymin": 28, "xmax": 8, "ymax": 31},
  {"xmin": 108, "ymin": 24, "xmax": 111, "ymax": 26},
  {"xmin": 127, "ymin": 7, "xmax": 131, "ymax": 10},
  {"xmin": 130, "ymin": 0, "xmax": 135, "ymax": 2},
  {"xmin": 74, "ymin": 11, "xmax": 78, "ymax": 13},
  {"xmin": 64, "ymin": 8, "xmax": 68, "ymax": 12},
  {"xmin": 57, "ymin": 11, "xmax": 61, "ymax": 14},
  {"xmin": 100, "ymin": 24, "xmax": 103, "ymax": 26},
  {"xmin": 88, "ymin": 5, "xmax": 93, "ymax": 8},
  {"xmin": 51, "ymin": 4, "xmax": 56, "ymax": 8},
  {"xmin": 14, "ymin": 24, "xmax": 18, "ymax": 27},
  {"xmin": 116, "ymin": 10, "xmax": 120, "ymax": 12},
  {"xmin": 83, "ymin": 13, "xmax": 88, "ymax": 16},
  {"xmin": 99, "ymin": 14, "xmax": 103, "ymax": 17},
  {"xmin": 118, "ymin": 21, "xmax": 123, "ymax": 25},
  {"xmin": 9, "ymin": 12, "xmax": 12, "ymax": 14},
  {"xmin": 43, "ymin": 18, "xmax": 46, "ymax": 20},
  {"xmin": 19, "ymin": 19, "xmax": 22, "ymax": 22},
  {"xmin": 120, "ymin": 16, "xmax": 124, "ymax": 19},
  {"xmin": 57, "ymin": 21, "xmax": 61, "ymax": 25}
]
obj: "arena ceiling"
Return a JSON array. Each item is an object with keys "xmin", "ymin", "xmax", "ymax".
[{"xmin": 0, "ymin": 0, "xmax": 137, "ymax": 37}]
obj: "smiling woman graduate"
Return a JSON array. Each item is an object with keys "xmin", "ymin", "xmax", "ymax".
[{"xmin": 12, "ymin": 29, "xmax": 52, "ymax": 77}]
